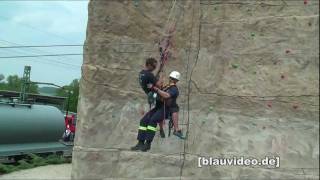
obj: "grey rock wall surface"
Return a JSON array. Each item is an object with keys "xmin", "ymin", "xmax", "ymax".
[{"xmin": 72, "ymin": 0, "xmax": 319, "ymax": 179}]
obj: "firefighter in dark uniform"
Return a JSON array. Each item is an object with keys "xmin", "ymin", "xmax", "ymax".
[
  {"xmin": 138, "ymin": 57, "xmax": 157, "ymax": 95},
  {"xmin": 131, "ymin": 71, "xmax": 181, "ymax": 152},
  {"xmin": 138, "ymin": 57, "xmax": 166, "ymax": 138}
]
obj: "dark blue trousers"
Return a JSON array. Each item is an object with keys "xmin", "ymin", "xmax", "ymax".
[{"xmin": 137, "ymin": 107, "xmax": 169, "ymax": 142}]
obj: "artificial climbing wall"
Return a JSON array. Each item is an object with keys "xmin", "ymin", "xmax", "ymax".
[{"xmin": 72, "ymin": 0, "xmax": 319, "ymax": 179}]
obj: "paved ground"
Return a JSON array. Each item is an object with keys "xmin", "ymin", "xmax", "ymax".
[{"xmin": 0, "ymin": 164, "xmax": 71, "ymax": 180}]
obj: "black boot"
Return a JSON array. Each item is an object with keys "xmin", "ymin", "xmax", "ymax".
[
  {"xmin": 130, "ymin": 140, "xmax": 144, "ymax": 151},
  {"xmin": 159, "ymin": 128, "xmax": 165, "ymax": 138},
  {"xmin": 141, "ymin": 140, "xmax": 152, "ymax": 152}
]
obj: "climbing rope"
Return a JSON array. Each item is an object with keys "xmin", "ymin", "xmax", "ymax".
[
  {"xmin": 156, "ymin": 0, "xmax": 181, "ymax": 79},
  {"xmin": 164, "ymin": 0, "xmax": 177, "ymax": 35},
  {"xmin": 179, "ymin": 1, "xmax": 199, "ymax": 179}
]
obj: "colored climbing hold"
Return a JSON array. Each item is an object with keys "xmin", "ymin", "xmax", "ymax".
[
  {"xmin": 232, "ymin": 64, "xmax": 239, "ymax": 69},
  {"xmin": 251, "ymin": 32, "xmax": 255, "ymax": 37},
  {"xmin": 140, "ymin": 109, "xmax": 145, "ymax": 116},
  {"xmin": 285, "ymin": 49, "xmax": 291, "ymax": 54},
  {"xmin": 134, "ymin": 0, "xmax": 139, "ymax": 7},
  {"xmin": 304, "ymin": 0, "xmax": 308, "ymax": 5},
  {"xmin": 281, "ymin": 74, "xmax": 285, "ymax": 79},
  {"xmin": 267, "ymin": 102, "xmax": 272, "ymax": 108}
]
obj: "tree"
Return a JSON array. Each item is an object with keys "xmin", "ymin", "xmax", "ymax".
[
  {"xmin": 6, "ymin": 75, "xmax": 21, "ymax": 91},
  {"xmin": 0, "ymin": 75, "xmax": 38, "ymax": 93},
  {"xmin": 0, "ymin": 74, "xmax": 5, "ymax": 89},
  {"xmin": 0, "ymin": 74, "xmax": 4, "ymax": 82},
  {"xmin": 56, "ymin": 79, "xmax": 80, "ymax": 113}
]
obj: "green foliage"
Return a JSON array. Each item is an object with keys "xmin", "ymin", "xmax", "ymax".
[
  {"xmin": 0, "ymin": 154, "xmax": 70, "ymax": 175},
  {"xmin": 0, "ymin": 74, "xmax": 79, "ymax": 112},
  {"xmin": 56, "ymin": 79, "xmax": 80, "ymax": 112},
  {"xmin": 46, "ymin": 154, "xmax": 69, "ymax": 164},
  {"xmin": 0, "ymin": 75, "xmax": 38, "ymax": 94},
  {"xmin": 28, "ymin": 154, "xmax": 48, "ymax": 166},
  {"xmin": 38, "ymin": 87, "xmax": 58, "ymax": 96},
  {"xmin": 17, "ymin": 160, "xmax": 35, "ymax": 169},
  {"xmin": 0, "ymin": 164, "xmax": 18, "ymax": 174},
  {"xmin": 0, "ymin": 74, "xmax": 4, "ymax": 81}
]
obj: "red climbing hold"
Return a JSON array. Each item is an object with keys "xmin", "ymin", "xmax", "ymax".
[
  {"xmin": 267, "ymin": 102, "xmax": 272, "ymax": 108},
  {"xmin": 304, "ymin": 0, "xmax": 308, "ymax": 5}
]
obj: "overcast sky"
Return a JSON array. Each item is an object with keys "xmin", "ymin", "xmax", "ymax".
[{"xmin": 0, "ymin": 1, "xmax": 88, "ymax": 86}]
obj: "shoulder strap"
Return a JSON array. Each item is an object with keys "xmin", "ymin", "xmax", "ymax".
[{"xmin": 162, "ymin": 82, "xmax": 176, "ymax": 91}]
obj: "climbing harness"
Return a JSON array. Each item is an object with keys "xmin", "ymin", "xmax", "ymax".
[
  {"xmin": 160, "ymin": 82, "xmax": 177, "ymax": 137},
  {"xmin": 147, "ymin": 91, "xmax": 157, "ymax": 109}
]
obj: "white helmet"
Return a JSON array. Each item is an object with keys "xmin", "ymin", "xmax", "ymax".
[{"xmin": 169, "ymin": 71, "xmax": 181, "ymax": 81}]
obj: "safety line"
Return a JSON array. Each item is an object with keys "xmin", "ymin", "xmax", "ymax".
[{"xmin": 179, "ymin": 1, "xmax": 199, "ymax": 179}]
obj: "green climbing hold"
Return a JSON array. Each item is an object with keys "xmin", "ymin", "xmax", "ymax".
[{"xmin": 232, "ymin": 64, "xmax": 239, "ymax": 69}]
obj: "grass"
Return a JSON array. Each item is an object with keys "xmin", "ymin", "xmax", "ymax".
[{"xmin": 0, "ymin": 154, "xmax": 71, "ymax": 175}]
